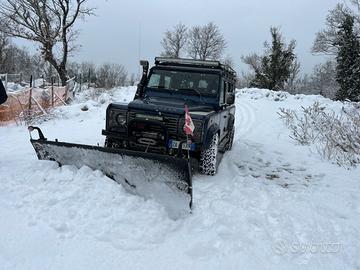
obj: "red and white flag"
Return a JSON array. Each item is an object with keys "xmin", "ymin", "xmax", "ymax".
[{"xmin": 184, "ymin": 105, "xmax": 195, "ymax": 136}]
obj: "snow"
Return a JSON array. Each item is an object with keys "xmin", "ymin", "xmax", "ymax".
[
  {"xmin": 4, "ymin": 82, "xmax": 26, "ymax": 93},
  {"xmin": 1, "ymin": 87, "xmax": 359, "ymax": 269}
]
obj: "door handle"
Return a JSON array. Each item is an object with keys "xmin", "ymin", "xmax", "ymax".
[{"xmin": 223, "ymin": 115, "xmax": 228, "ymax": 119}]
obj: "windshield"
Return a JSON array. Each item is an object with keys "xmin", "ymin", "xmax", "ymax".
[{"xmin": 146, "ymin": 69, "xmax": 220, "ymax": 96}]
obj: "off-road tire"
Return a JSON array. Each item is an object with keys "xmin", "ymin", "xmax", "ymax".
[
  {"xmin": 224, "ymin": 126, "xmax": 235, "ymax": 151},
  {"xmin": 105, "ymin": 137, "xmax": 113, "ymax": 148},
  {"xmin": 105, "ymin": 137, "xmax": 120, "ymax": 148},
  {"xmin": 199, "ymin": 133, "xmax": 219, "ymax": 176}
]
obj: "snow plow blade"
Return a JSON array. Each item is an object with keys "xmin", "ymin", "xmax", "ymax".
[{"xmin": 28, "ymin": 127, "xmax": 192, "ymax": 217}]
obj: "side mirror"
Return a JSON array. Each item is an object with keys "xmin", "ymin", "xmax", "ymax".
[{"xmin": 226, "ymin": 94, "xmax": 235, "ymax": 105}]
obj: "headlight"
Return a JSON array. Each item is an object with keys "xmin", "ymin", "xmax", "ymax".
[
  {"xmin": 108, "ymin": 110, "xmax": 127, "ymax": 127},
  {"xmin": 116, "ymin": 114, "xmax": 127, "ymax": 125}
]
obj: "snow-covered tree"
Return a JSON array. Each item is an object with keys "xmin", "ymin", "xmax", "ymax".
[
  {"xmin": 244, "ymin": 27, "xmax": 297, "ymax": 91},
  {"xmin": 313, "ymin": 1, "xmax": 360, "ymax": 55},
  {"xmin": 161, "ymin": 23, "xmax": 188, "ymax": 58},
  {"xmin": 335, "ymin": 14, "xmax": 360, "ymax": 101}
]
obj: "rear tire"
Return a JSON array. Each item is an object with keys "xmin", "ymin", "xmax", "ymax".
[
  {"xmin": 224, "ymin": 126, "xmax": 235, "ymax": 151},
  {"xmin": 199, "ymin": 133, "xmax": 219, "ymax": 176}
]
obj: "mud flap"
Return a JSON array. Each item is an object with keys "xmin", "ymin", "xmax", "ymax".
[{"xmin": 29, "ymin": 127, "xmax": 192, "ymax": 218}]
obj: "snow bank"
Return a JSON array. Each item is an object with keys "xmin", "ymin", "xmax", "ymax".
[{"xmin": 0, "ymin": 87, "xmax": 359, "ymax": 270}]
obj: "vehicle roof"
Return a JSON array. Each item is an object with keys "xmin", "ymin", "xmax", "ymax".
[{"xmin": 153, "ymin": 57, "xmax": 237, "ymax": 82}]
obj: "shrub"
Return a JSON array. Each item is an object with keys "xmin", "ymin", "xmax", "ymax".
[{"xmin": 278, "ymin": 102, "xmax": 360, "ymax": 167}]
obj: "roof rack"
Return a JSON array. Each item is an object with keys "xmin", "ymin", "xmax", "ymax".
[{"xmin": 154, "ymin": 57, "xmax": 236, "ymax": 77}]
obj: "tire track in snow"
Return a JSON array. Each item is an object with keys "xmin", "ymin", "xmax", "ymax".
[{"xmin": 234, "ymin": 100, "xmax": 256, "ymax": 140}]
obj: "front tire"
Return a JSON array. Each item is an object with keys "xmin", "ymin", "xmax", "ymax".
[
  {"xmin": 105, "ymin": 137, "xmax": 113, "ymax": 147},
  {"xmin": 199, "ymin": 133, "xmax": 219, "ymax": 176},
  {"xmin": 105, "ymin": 137, "xmax": 121, "ymax": 148}
]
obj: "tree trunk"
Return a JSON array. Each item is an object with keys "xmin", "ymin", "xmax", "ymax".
[
  {"xmin": 58, "ymin": 67, "xmax": 67, "ymax": 87},
  {"xmin": 44, "ymin": 49, "xmax": 68, "ymax": 87}
]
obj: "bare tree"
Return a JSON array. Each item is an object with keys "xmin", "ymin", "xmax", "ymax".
[
  {"xmin": 80, "ymin": 61, "xmax": 96, "ymax": 84},
  {"xmin": 237, "ymin": 71, "xmax": 255, "ymax": 89},
  {"xmin": 285, "ymin": 59, "xmax": 301, "ymax": 93},
  {"xmin": 187, "ymin": 22, "xmax": 227, "ymax": 60},
  {"xmin": 96, "ymin": 63, "xmax": 128, "ymax": 89},
  {"xmin": 311, "ymin": 60, "xmax": 338, "ymax": 98},
  {"xmin": 313, "ymin": 1, "xmax": 360, "ymax": 55},
  {"xmin": 187, "ymin": 26, "xmax": 201, "ymax": 59},
  {"xmin": 161, "ymin": 22, "xmax": 187, "ymax": 58},
  {"xmin": 241, "ymin": 53, "xmax": 262, "ymax": 74},
  {"xmin": 0, "ymin": 0, "xmax": 94, "ymax": 86},
  {"xmin": 0, "ymin": 33, "xmax": 10, "ymax": 70},
  {"xmin": 128, "ymin": 73, "xmax": 138, "ymax": 86},
  {"xmin": 0, "ymin": 33, "xmax": 44, "ymax": 79},
  {"xmin": 223, "ymin": 55, "xmax": 235, "ymax": 68}
]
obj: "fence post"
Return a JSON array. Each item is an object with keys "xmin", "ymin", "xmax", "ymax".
[
  {"xmin": 88, "ymin": 68, "xmax": 91, "ymax": 88},
  {"xmin": 29, "ymin": 75, "xmax": 33, "ymax": 111},
  {"xmin": 51, "ymin": 77, "xmax": 54, "ymax": 107},
  {"xmin": 27, "ymin": 75, "xmax": 33, "ymax": 123},
  {"xmin": 4, "ymin": 74, "xmax": 8, "ymax": 92},
  {"xmin": 64, "ymin": 80, "xmax": 68, "ymax": 102}
]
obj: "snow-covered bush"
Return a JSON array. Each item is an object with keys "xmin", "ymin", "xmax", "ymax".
[{"xmin": 278, "ymin": 102, "xmax": 360, "ymax": 167}]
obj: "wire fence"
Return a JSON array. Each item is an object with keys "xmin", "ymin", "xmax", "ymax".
[{"xmin": 0, "ymin": 77, "xmax": 77, "ymax": 126}]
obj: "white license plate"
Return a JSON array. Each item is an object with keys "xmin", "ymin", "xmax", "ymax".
[{"xmin": 168, "ymin": 140, "xmax": 195, "ymax": 151}]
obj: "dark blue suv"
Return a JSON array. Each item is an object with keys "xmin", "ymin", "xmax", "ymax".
[{"xmin": 102, "ymin": 57, "xmax": 236, "ymax": 176}]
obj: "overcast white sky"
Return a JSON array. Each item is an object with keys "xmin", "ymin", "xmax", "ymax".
[{"xmin": 19, "ymin": 0, "xmax": 340, "ymax": 75}]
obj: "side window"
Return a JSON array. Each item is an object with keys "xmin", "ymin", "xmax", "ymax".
[
  {"xmin": 164, "ymin": 76, "xmax": 171, "ymax": 89},
  {"xmin": 223, "ymin": 81, "xmax": 229, "ymax": 104},
  {"xmin": 148, "ymin": 74, "xmax": 160, "ymax": 88},
  {"xmin": 226, "ymin": 83, "xmax": 235, "ymax": 104},
  {"xmin": 219, "ymin": 80, "xmax": 225, "ymax": 104},
  {"xmin": 229, "ymin": 83, "xmax": 234, "ymax": 93}
]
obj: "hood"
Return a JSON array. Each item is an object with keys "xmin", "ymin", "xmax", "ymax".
[{"xmin": 128, "ymin": 97, "xmax": 215, "ymax": 115}]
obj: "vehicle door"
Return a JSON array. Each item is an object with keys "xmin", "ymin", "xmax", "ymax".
[{"xmin": 219, "ymin": 80, "xmax": 229, "ymax": 141}]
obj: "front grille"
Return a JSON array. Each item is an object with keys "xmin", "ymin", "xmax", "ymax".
[
  {"xmin": 164, "ymin": 117, "xmax": 178, "ymax": 134},
  {"xmin": 128, "ymin": 111, "xmax": 179, "ymax": 135}
]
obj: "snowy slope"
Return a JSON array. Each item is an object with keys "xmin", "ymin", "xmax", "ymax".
[{"xmin": 0, "ymin": 87, "xmax": 359, "ymax": 270}]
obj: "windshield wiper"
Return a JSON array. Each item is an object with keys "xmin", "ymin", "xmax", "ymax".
[
  {"xmin": 176, "ymin": 88, "xmax": 202, "ymax": 98},
  {"xmin": 149, "ymin": 85, "xmax": 165, "ymax": 89},
  {"xmin": 176, "ymin": 88, "xmax": 206, "ymax": 104}
]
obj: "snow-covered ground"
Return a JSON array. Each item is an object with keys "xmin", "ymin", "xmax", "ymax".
[{"xmin": 0, "ymin": 87, "xmax": 359, "ymax": 270}]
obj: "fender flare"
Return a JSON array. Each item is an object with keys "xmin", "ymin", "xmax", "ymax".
[
  {"xmin": 203, "ymin": 124, "xmax": 220, "ymax": 149},
  {"xmin": 227, "ymin": 114, "xmax": 235, "ymax": 131}
]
